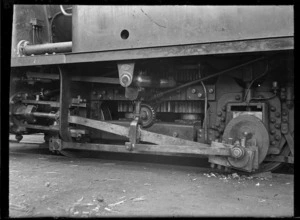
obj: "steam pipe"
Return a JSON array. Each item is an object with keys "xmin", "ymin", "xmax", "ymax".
[{"xmin": 20, "ymin": 41, "xmax": 72, "ymax": 56}]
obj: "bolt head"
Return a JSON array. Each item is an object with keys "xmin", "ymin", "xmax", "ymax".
[
  {"xmin": 231, "ymin": 147, "xmax": 244, "ymax": 158},
  {"xmin": 208, "ymin": 88, "xmax": 214, "ymax": 94},
  {"xmin": 191, "ymin": 89, "xmax": 196, "ymax": 94},
  {"xmin": 235, "ymin": 95, "xmax": 241, "ymax": 100},
  {"xmin": 197, "ymin": 93, "xmax": 202, "ymax": 98},
  {"xmin": 270, "ymin": 118, "xmax": 276, "ymax": 123},
  {"xmin": 282, "ymin": 118, "xmax": 287, "ymax": 123}
]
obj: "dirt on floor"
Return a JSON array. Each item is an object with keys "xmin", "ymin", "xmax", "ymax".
[{"xmin": 9, "ymin": 134, "xmax": 294, "ymax": 217}]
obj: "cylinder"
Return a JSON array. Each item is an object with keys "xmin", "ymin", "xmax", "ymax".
[{"xmin": 22, "ymin": 41, "xmax": 72, "ymax": 55}]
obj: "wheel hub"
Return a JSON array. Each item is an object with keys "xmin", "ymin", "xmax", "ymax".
[{"xmin": 223, "ymin": 115, "xmax": 269, "ymax": 164}]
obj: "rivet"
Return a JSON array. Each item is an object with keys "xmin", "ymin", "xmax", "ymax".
[
  {"xmin": 282, "ymin": 118, "xmax": 288, "ymax": 123},
  {"xmin": 222, "ymin": 106, "xmax": 226, "ymax": 111},
  {"xmin": 217, "ymin": 111, "xmax": 222, "ymax": 116},
  {"xmin": 270, "ymin": 106, "xmax": 276, "ymax": 112},
  {"xmin": 275, "ymin": 123, "xmax": 281, "ymax": 129},
  {"xmin": 270, "ymin": 118, "xmax": 276, "ymax": 123},
  {"xmin": 275, "ymin": 112, "xmax": 281, "ymax": 118},
  {"xmin": 275, "ymin": 135, "xmax": 281, "ymax": 140},
  {"xmin": 270, "ymin": 130, "xmax": 276, "ymax": 134},
  {"xmin": 235, "ymin": 95, "xmax": 241, "ymax": 100}
]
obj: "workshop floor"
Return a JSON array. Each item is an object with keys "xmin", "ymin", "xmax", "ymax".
[{"xmin": 9, "ymin": 134, "xmax": 294, "ymax": 217}]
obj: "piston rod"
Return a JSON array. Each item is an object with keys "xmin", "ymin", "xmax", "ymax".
[{"xmin": 20, "ymin": 41, "xmax": 72, "ymax": 56}]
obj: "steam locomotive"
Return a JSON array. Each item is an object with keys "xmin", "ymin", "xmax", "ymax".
[{"xmin": 10, "ymin": 5, "xmax": 294, "ymax": 172}]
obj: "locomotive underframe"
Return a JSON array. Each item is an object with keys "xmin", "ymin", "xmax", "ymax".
[{"xmin": 10, "ymin": 5, "xmax": 294, "ymax": 173}]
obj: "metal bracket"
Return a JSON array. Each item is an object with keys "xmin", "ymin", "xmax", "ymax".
[
  {"xmin": 209, "ymin": 142, "xmax": 259, "ymax": 172},
  {"xmin": 117, "ymin": 62, "xmax": 135, "ymax": 87},
  {"xmin": 128, "ymin": 119, "xmax": 141, "ymax": 149}
]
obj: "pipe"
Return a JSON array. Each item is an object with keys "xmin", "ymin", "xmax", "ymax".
[
  {"xmin": 200, "ymin": 81, "xmax": 208, "ymax": 142},
  {"xmin": 150, "ymin": 57, "xmax": 265, "ymax": 101},
  {"xmin": 60, "ymin": 5, "xmax": 72, "ymax": 16},
  {"xmin": 198, "ymin": 64, "xmax": 208, "ymax": 143},
  {"xmin": 49, "ymin": 7, "xmax": 72, "ymax": 43},
  {"xmin": 32, "ymin": 112, "xmax": 57, "ymax": 119},
  {"xmin": 133, "ymin": 75, "xmax": 176, "ymax": 88},
  {"xmin": 22, "ymin": 41, "xmax": 72, "ymax": 55}
]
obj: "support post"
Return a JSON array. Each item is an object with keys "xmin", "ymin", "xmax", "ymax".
[{"xmin": 58, "ymin": 66, "xmax": 72, "ymax": 142}]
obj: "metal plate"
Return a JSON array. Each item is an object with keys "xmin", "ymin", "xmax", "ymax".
[
  {"xmin": 222, "ymin": 115, "xmax": 269, "ymax": 164},
  {"xmin": 72, "ymin": 6, "xmax": 293, "ymax": 53}
]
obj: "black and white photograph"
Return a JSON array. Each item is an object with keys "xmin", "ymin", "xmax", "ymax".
[{"xmin": 7, "ymin": 5, "xmax": 294, "ymax": 217}]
